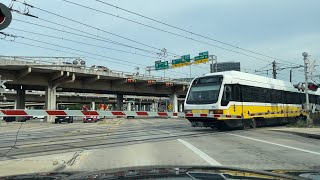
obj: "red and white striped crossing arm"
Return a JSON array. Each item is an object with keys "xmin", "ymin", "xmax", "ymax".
[{"xmin": 0, "ymin": 110, "xmax": 243, "ymax": 119}]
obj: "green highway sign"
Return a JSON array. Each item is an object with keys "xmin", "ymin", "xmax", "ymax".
[
  {"xmin": 199, "ymin": 51, "xmax": 209, "ymax": 56},
  {"xmin": 194, "ymin": 51, "xmax": 209, "ymax": 64},
  {"xmin": 155, "ymin": 60, "xmax": 169, "ymax": 70},
  {"xmin": 172, "ymin": 54, "xmax": 191, "ymax": 68}
]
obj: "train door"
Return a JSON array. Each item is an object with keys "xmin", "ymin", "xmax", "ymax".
[
  {"xmin": 282, "ymin": 90, "xmax": 289, "ymax": 118},
  {"xmin": 221, "ymin": 84, "xmax": 242, "ymax": 116},
  {"xmin": 238, "ymin": 85, "xmax": 244, "ymax": 118},
  {"xmin": 270, "ymin": 89, "xmax": 276, "ymax": 117},
  {"xmin": 232, "ymin": 84, "xmax": 242, "ymax": 117}
]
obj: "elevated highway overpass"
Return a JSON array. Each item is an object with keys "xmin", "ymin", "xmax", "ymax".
[{"xmin": 0, "ymin": 57, "xmax": 189, "ymax": 121}]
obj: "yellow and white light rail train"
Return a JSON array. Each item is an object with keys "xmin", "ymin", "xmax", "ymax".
[{"xmin": 184, "ymin": 71, "xmax": 320, "ymax": 129}]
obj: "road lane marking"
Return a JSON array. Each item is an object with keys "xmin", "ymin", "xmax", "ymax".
[
  {"xmin": 177, "ymin": 139, "xmax": 221, "ymax": 166},
  {"xmin": 226, "ymin": 133, "xmax": 320, "ymax": 156}
]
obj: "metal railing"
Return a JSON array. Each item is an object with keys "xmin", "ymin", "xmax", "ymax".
[{"xmin": 0, "ymin": 57, "xmax": 190, "ymax": 84}]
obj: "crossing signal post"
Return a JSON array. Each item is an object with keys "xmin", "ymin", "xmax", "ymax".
[{"xmin": 0, "ymin": 3, "xmax": 12, "ymax": 30}]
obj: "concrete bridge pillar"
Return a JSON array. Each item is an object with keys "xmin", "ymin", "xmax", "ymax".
[
  {"xmin": 169, "ymin": 92, "xmax": 178, "ymax": 113},
  {"xmin": 45, "ymin": 84, "xmax": 56, "ymax": 122},
  {"xmin": 179, "ymin": 102, "xmax": 184, "ymax": 112},
  {"xmin": 127, "ymin": 102, "xmax": 131, "ymax": 111},
  {"xmin": 116, "ymin": 94, "xmax": 123, "ymax": 111},
  {"xmin": 15, "ymin": 87, "xmax": 26, "ymax": 110},
  {"xmin": 151, "ymin": 102, "xmax": 156, "ymax": 112},
  {"xmin": 91, "ymin": 101, "xmax": 96, "ymax": 110},
  {"xmin": 15, "ymin": 86, "xmax": 26, "ymax": 122}
]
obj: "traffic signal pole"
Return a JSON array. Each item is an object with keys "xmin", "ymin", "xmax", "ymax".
[{"xmin": 302, "ymin": 52, "xmax": 312, "ymax": 125}]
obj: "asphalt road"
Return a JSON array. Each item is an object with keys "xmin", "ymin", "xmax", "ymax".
[{"xmin": 0, "ymin": 117, "xmax": 320, "ymax": 173}]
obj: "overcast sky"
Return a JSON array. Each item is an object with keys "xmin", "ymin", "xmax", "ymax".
[{"xmin": 1, "ymin": 0, "xmax": 319, "ymax": 83}]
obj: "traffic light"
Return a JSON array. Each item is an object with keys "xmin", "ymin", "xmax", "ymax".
[
  {"xmin": 126, "ymin": 78, "xmax": 136, "ymax": 83},
  {"xmin": 308, "ymin": 83, "xmax": 319, "ymax": 91},
  {"xmin": 0, "ymin": 3, "xmax": 12, "ymax": 30},
  {"xmin": 165, "ymin": 82, "xmax": 174, "ymax": 87}
]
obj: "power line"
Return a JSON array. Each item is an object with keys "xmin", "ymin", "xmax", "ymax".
[
  {"xmin": 8, "ymin": 27, "xmax": 159, "ymax": 59},
  {"xmin": 53, "ymin": 0, "xmax": 276, "ymax": 64},
  {"xmin": 14, "ymin": 0, "xmax": 297, "ymax": 65},
  {"xmin": 255, "ymin": 62, "xmax": 272, "ymax": 72},
  {"xmin": 0, "ymin": 38, "xmax": 140, "ymax": 67},
  {"xmin": 92, "ymin": 0, "xmax": 301, "ymax": 66},
  {"xmin": 14, "ymin": 18, "xmax": 161, "ymax": 56},
  {"xmin": 13, "ymin": 0, "xmax": 181, "ymax": 58}
]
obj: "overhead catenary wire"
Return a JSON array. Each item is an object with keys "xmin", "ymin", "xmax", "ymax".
[
  {"xmin": 14, "ymin": 18, "xmax": 162, "ymax": 57},
  {"xmin": 13, "ymin": 0, "xmax": 181, "ymax": 58},
  {"xmin": 8, "ymin": 27, "xmax": 159, "ymax": 59},
  {"xmin": 14, "ymin": 0, "xmax": 298, "ymax": 65},
  {"xmin": 88, "ymin": 0, "xmax": 302, "ymax": 66},
  {"xmin": 47, "ymin": 0, "xmax": 276, "ymax": 64},
  {"xmin": 8, "ymin": 1, "xmax": 304, "ymax": 77},
  {"xmin": 0, "ymin": 39, "xmax": 142, "ymax": 68}
]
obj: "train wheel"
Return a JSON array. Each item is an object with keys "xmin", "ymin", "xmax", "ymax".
[
  {"xmin": 250, "ymin": 119, "xmax": 257, "ymax": 128},
  {"xmin": 240, "ymin": 119, "xmax": 249, "ymax": 130},
  {"xmin": 216, "ymin": 122, "xmax": 231, "ymax": 131}
]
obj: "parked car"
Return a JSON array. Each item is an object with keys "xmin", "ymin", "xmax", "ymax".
[
  {"xmin": 91, "ymin": 65, "xmax": 110, "ymax": 72},
  {"xmin": 33, "ymin": 115, "xmax": 45, "ymax": 119},
  {"xmin": 83, "ymin": 116, "xmax": 98, "ymax": 123},
  {"xmin": 55, "ymin": 116, "xmax": 73, "ymax": 124},
  {"xmin": 3, "ymin": 116, "xmax": 32, "ymax": 122}
]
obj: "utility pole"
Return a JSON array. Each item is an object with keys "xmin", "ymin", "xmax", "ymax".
[
  {"xmin": 289, "ymin": 69, "xmax": 292, "ymax": 82},
  {"xmin": 209, "ymin": 55, "xmax": 217, "ymax": 73},
  {"xmin": 189, "ymin": 65, "xmax": 192, "ymax": 82},
  {"xmin": 272, "ymin": 61, "xmax": 277, "ymax": 79},
  {"xmin": 302, "ymin": 52, "xmax": 312, "ymax": 125}
]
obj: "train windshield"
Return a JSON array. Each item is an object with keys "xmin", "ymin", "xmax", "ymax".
[{"xmin": 186, "ymin": 76, "xmax": 223, "ymax": 104}]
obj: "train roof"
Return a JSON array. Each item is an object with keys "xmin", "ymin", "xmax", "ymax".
[{"xmin": 202, "ymin": 71, "xmax": 320, "ymax": 95}]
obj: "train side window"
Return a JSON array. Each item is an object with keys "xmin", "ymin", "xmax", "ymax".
[
  {"xmin": 300, "ymin": 93, "xmax": 306, "ymax": 104},
  {"xmin": 232, "ymin": 85, "xmax": 240, "ymax": 101},
  {"xmin": 270, "ymin": 90, "xmax": 276, "ymax": 103},
  {"xmin": 241, "ymin": 85, "xmax": 249, "ymax": 102},
  {"xmin": 264, "ymin": 89, "xmax": 270, "ymax": 103},
  {"xmin": 221, "ymin": 85, "xmax": 232, "ymax": 106},
  {"xmin": 310, "ymin": 95, "xmax": 316, "ymax": 104}
]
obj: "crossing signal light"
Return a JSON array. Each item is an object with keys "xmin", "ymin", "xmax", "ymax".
[
  {"xmin": 126, "ymin": 78, "xmax": 136, "ymax": 83},
  {"xmin": 0, "ymin": 3, "xmax": 12, "ymax": 30},
  {"xmin": 165, "ymin": 82, "xmax": 174, "ymax": 87},
  {"xmin": 147, "ymin": 80, "xmax": 156, "ymax": 85},
  {"xmin": 308, "ymin": 83, "xmax": 319, "ymax": 91}
]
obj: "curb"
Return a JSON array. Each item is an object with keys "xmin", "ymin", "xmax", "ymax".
[{"xmin": 271, "ymin": 129, "xmax": 320, "ymax": 140}]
